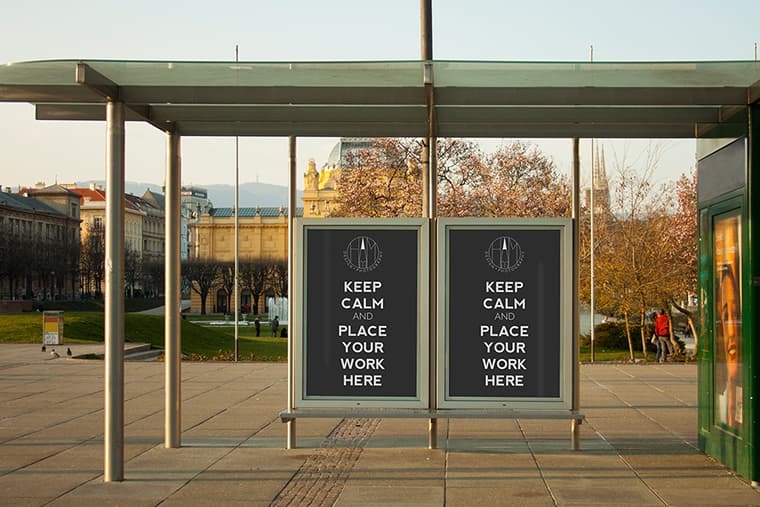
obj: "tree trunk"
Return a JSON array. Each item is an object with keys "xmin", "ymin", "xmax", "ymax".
[
  {"xmin": 672, "ymin": 299, "xmax": 698, "ymax": 358},
  {"xmin": 624, "ymin": 311, "xmax": 634, "ymax": 361},
  {"xmin": 640, "ymin": 307, "xmax": 649, "ymax": 362},
  {"xmin": 666, "ymin": 308, "xmax": 681, "ymax": 356},
  {"xmin": 200, "ymin": 289, "xmax": 208, "ymax": 315},
  {"xmin": 253, "ymin": 294, "xmax": 260, "ymax": 315}
]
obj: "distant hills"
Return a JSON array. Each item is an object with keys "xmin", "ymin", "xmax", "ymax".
[{"xmin": 78, "ymin": 180, "xmax": 303, "ymax": 208}]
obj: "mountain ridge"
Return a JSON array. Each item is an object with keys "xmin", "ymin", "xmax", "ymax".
[{"xmin": 76, "ymin": 180, "xmax": 303, "ymax": 208}]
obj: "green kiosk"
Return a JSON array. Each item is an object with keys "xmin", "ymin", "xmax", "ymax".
[{"xmin": 697, "ymin": 109, "xmax": 759, "ymax": 484}]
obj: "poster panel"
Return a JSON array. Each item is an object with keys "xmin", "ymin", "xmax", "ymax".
[
  {"xmin": 438, "ymin": 218, "xmax": 573, "ymax": 409},
  {"xmin": 295, "ymin": 218, "xmax": 428, "ymax": 408},
  {"xmin": 713, "ymin": 212, "xmax": 742, "ymax": 431}
]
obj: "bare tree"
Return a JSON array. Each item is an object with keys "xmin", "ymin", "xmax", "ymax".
[
  {"xmin": 142, "ymin": 258, "xmax": 164, "ymax": 298},
  {"xmin": 0, "ymin": 223, "xmax": 27, "ymax": 299},
  {"xmin": 269, "ymin": 260, "xmax": 288, "ymax": 298},
  {"xmin": 240, "ymin": 257, "xmax": 269, "ymax": 314},
  {"xmin": 80, "ymin": 224, "xmax": 105, "ymax": 297},
  {"xmin": 217, "ymin": 261, "xmax": 235, "ymax": 314},
  {"xmin": 124, "ymin": 248, "xmax": 142, "ymax": 298},
  {"xmin": 183, "ymin": 259, "xmax": 218, "ymax": 315}
]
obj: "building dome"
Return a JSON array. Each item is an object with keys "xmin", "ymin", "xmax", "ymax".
[{"xmin": 326, "ymin": 138, "xmax": 374, "ymax": 168}]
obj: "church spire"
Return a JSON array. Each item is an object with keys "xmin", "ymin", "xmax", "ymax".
[{"xmin": 590, "ymin": 142, "xmax": 610, "ymax": 212}]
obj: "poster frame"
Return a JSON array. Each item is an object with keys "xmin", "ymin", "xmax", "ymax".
[
  {"xmin": 437, "ymin": 217, "xmax": 574, "ymax": 409},
  {"xmin": 294, "ymin": 218, "xmax": 429, "ymax": 408}
]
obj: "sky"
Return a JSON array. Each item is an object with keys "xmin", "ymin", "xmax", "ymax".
[{"xmin": 2, "ymin": 0, "xmax": 759, "ymax": 194}]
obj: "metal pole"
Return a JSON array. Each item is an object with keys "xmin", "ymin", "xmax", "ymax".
[
  {"xmin": 428, "ymin": 130, "xmax": 438, "ymax": 449},
  {"xmin": 420, "ymin": 0, "xmax": 433, "ymax": 218},
  {"xmin": 287, "ymin": 136, "xmax": 297, "ymax": 449},
  {"xmin": 590, "ymin": 139, "xmax": 596, "ymax": 363},
  {"xmin": 234, "ymin": 44, "xmax": 240, "ymax": 363},
  {"xmin": 421, "ymin": 0, "xmax": 433, "ymax": 60},
  {"xmin": 165, "ymin": 132, "xmax": 182, "ymax": 448},
  {"xmin": 104, "ymin": 100, "xmax": 125, "ymax": 482},
  {"xmin": 589, "ymin": 49, "xmax": 596, "ymax": 363},
  {"xmin": 571, "ymin": 138, "xmax": 581, "ymax": 450},
  {"xmin": 421, "ymin": 0, "xmax": 437, "ymax": 450},
  {"xmin": 234, "ymin": 135, "xmax": 239, "ymax": 362}
]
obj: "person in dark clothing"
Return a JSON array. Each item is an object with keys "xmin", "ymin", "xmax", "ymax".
[
  {"xmin": 254, "ymin": 317, "xmax": 261, "ymax": 337},
  {"xmin": 271, "ymin": 316, "xmax": 279, "ymax": 337}
]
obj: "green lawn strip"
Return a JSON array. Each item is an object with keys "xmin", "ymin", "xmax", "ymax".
[{"xmin": 0, "ymin": 312, "xmax": 286, "ymax": 361}]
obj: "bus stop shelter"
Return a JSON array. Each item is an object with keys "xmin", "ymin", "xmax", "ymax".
[{"xmin": 1, "ymin": 58, "xmax": 758, "ymax": 482}]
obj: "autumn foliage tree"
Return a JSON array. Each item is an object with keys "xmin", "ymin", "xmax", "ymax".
[
  {"xmin": 585, "ymin": 144, "xmax": 697, "ymax": 361},
  {"xmin": 663, "ymin": 171, "xmax": 698, "ymax": 352},
  {"xmin": 332, "ymin": 138, "xmax": 570, "ymax": 218},
  {"xmin": 438, "ymin": 141, "xmax": 571, "ymax": 218}
]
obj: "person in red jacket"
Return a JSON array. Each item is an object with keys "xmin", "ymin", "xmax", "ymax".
[{"xmin": 655, "ymin": 309, "xmax": 673, "ymax": 363}]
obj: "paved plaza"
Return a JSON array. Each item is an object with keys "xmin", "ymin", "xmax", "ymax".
[{"xmin": 0, "ymin": 343, "xmax": 758, "ymax": 506}]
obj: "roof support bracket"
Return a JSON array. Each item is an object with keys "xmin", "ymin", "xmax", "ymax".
[{"xmin": 76, "ymin": 63, "xmax": 120, "ymax": 101}]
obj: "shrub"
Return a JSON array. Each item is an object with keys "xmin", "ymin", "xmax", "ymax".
[{"xmin": 580, "ymin": 321, "xmax": 643, "ymax": 350}]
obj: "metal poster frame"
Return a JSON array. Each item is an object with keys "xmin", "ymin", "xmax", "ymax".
[
  {"xmin": 294, "ymin": 218, "xmax": 429, "ymax": 408},
  {"xmin": 437, "ymin": 217, "xmax": 574, "ymax": 410}
]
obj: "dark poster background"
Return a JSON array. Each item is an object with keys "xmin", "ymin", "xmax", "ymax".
[
  {"xmin": 305, "ymin": 228, "xmax": 419, "ymax": 397},
  {"xmin": 448, "ymin": 228, "xmax": 561, "ymax": 398}
]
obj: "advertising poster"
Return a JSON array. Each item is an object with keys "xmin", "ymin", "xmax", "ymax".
[
  {"xmin": 440, "ymin": 220, "xmax": 571, "ymax": 409},
  {"xmin": 298, "ymin": 221, "xmax": 426, "ymax": 406},
  {"xmin": 713, "ymin": 213, "xmax": 742, "ymax": 431}
]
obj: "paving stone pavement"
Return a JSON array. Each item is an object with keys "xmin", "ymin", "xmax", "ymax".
[
  {"xmin": 0, "ymin": 343, "xmax": 759, "ymax": 506},
  {"xmin": 271, "ymin": 418, "xmax": 380, "ymax": 506}
]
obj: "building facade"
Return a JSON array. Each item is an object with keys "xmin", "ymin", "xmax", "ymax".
[
  {"xmin": 0, "ymin": 184, "xmax": 81, "ymax": 301},
  {"xmin": 188, "ymin": 206, "xmax": 301, "ymax": 314}
]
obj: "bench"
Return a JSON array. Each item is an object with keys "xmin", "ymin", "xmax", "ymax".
[{"xmin": 280, "ymin": 409, "xmax": 585, "ymax": 450}]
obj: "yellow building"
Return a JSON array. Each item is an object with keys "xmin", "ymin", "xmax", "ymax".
[
  {"xmin": 188, "ymin": 138, "xmax": 373, "ymax": 313},
  {"xmin": 302, "ymin": 159, "xmax": 338, "ymax": 217},
  {"xmin": 302, "ymin": 138, "xmax": 372, "ymax": 217},
  {"xmin": 188, "ymin": 206, "xmax": 301, "ymax": 314}
]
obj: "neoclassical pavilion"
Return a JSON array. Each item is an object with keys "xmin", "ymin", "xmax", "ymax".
[{"xmin": 1, "ymin": 59, "xmax": 758, "ymax": 481}]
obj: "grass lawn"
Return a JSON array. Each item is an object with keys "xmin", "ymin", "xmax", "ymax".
[
  {"xmin": 0, "ymin": 312, "xmax": 286, "ymax": 361},
  {"xmin": 579, "ymin": 346, "xmax": 647, "ymax": 362}
]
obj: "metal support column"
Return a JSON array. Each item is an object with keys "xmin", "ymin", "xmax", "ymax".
[
  {"xmin": 571, "ymin": 138, "xmax": 582, "ymax": 450},
  {"xmin": 428, "ymin": 131, "xmax": 438, "ymax": 450},
  {"xmin": 421, "ymin": 0, "xmax": 437, "ymax": 450},
  {"xmin": 287, "ymin": 136, "xmax": 297, "ymax": 449},
  {"xmin": 104, "ymin": 100, "xmax": 125, "ymax": 482},
  {"xmin": 165, "ymin": 131, "xmax": 182, "ymax": 449},
  {"xmin": 234, "ymin": 135, "xmax": 240, "ymax": 362}
]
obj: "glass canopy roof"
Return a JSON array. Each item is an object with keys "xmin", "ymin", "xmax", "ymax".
[{"xmin": 1, "ymin": 59, "xmax": 758, "ymax": 138}]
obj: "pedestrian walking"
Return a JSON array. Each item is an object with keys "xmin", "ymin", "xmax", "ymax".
[
  {"xmin": 655, "ymin": 309, "xmax": 673, "ymax": 363},
  {"xmin": 254, "ymin": 317, "xmax": 261, "ymax": 337}
]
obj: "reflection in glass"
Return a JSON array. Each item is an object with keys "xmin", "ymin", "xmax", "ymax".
[{"xmin": 713, "ymin": 214, "xmax": 742, "ymax": 431}]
